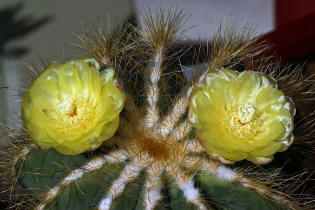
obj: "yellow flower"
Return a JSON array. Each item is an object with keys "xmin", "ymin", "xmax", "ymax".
[
  {"xmin": 22, "ymin": 58, "xmax": 125, "ymax": 155},
  {"xmin": 189, "ymin": 68, "xmax": 295, "ymax": 165}
]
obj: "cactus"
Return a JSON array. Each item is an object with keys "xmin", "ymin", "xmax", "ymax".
[{"xmin": 1, "ymin": 9, "xmax": 315, "ymax": 210}]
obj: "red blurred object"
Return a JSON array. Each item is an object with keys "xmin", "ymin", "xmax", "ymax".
[
  {"xmin": 260, "ymin": 0, "xmax": 315, "ymax": 62},
  {"xmin": 276, "ymin": 0, "xmax": 315, "ymax": 27}
]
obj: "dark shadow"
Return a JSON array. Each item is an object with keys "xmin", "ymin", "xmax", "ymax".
[
  {"xmin": 0, "ymin": 2, "xmax": 52, "ymax": 57},
  {"xmin": 0, "ymin": 4, "xmax": 52, "ymax": 208}
]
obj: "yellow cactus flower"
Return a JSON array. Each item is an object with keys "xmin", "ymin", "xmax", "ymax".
[
  {"xmin": 189, "ymin": 68, "xmax": 295, "ymax": 165},
  {"xmin": 22, "ymin": 58, "xmax": 125, "ymax": 155}
]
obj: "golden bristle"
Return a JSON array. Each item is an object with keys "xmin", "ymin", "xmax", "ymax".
[
  {"xmin": 137, "ymin": 8, "xmax": 186, "ymax": 50},
  {"xmin": 76, "ymin": 20, "xmax": 134, "ymax": 68},
  {"xmin": 0, "ymin": 125, "xmax": 39, "ymax": 209},
  {"xmin": 209, "ymin": 22, "xmax": 269, "ymax": 70},
  {"xmin": 235, "ymin": 166, "xmax": 315, "ymax": 209}
]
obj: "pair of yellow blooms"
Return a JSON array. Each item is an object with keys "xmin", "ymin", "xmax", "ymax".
[{"xmin": 22, "ymin": 58, "xmax": 295, "ymax": 165}]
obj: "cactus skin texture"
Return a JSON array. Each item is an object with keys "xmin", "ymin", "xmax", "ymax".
[
  {"xmin": 1, "ymin": 9, "xmax": 315, "ymax": 210},
  {"xmin": 15, "ymin": 148, "xmax": 287, "ymax": 210}
]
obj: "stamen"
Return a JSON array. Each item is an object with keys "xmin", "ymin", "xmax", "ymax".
[{"xmin": 238, "ymin": 104, "xmax": 255, "ymax": 124}]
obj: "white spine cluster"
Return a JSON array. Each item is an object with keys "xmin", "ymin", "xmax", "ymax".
[
  {"xmin": 35, "ymin": 151, "xmax": 127, "ymax": 210},
  {"xmin": 144, "ymin": 47, "xmax": 164, "ymax": 128},
  {"xmin": 98, "ymin": 161, "xmax": 142, "ymax": 210},
  {"xmin": 179, "ymin": 178, "xmax": 207, "ymax": 210}
]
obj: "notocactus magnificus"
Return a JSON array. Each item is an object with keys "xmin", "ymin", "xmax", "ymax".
[
  {"xmin": 1, "ymin": 9, "xmax": 315, "ymax": 210},
  {"xmin": 189, "ymin": 68, "xmax": 295, "ymax": 165}
]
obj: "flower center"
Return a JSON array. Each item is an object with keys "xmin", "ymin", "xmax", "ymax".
[
  {"xmin": 238, "ymin": 104, "xmax": 255, "ymax": 124},
  {"xmin": 56, "ymin": 96, "xmax": 94, "ymax": 130},
  {"xmin": 224, "ymin": 104, "xmax": 261, "ymax": 140},
  {"xmin": 58, "ymin": 97, "xmax": 76, "ymax": 115}
]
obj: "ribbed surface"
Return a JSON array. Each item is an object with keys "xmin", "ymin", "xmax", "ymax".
[{"xmin": 16, "ymin": 148, "xmax": 288, "ymax": 210}]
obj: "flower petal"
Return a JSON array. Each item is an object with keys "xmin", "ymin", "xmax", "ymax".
[{"xmin": 22, "ymin": 58, "xmax": 125, "ymax": 155}]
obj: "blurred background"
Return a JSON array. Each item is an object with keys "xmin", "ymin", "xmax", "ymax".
[
  {"xmin": 0, "ymin": 0, "xmax": 275, "ymax": 130},
  {"xmin": 0, "ymin": 0, "xmax": 314, "ymax": 142}
]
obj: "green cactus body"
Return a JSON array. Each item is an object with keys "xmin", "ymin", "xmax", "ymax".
[{"xmin": 16, "ymin": 148, "xmax": 287, "ymax": 210}]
